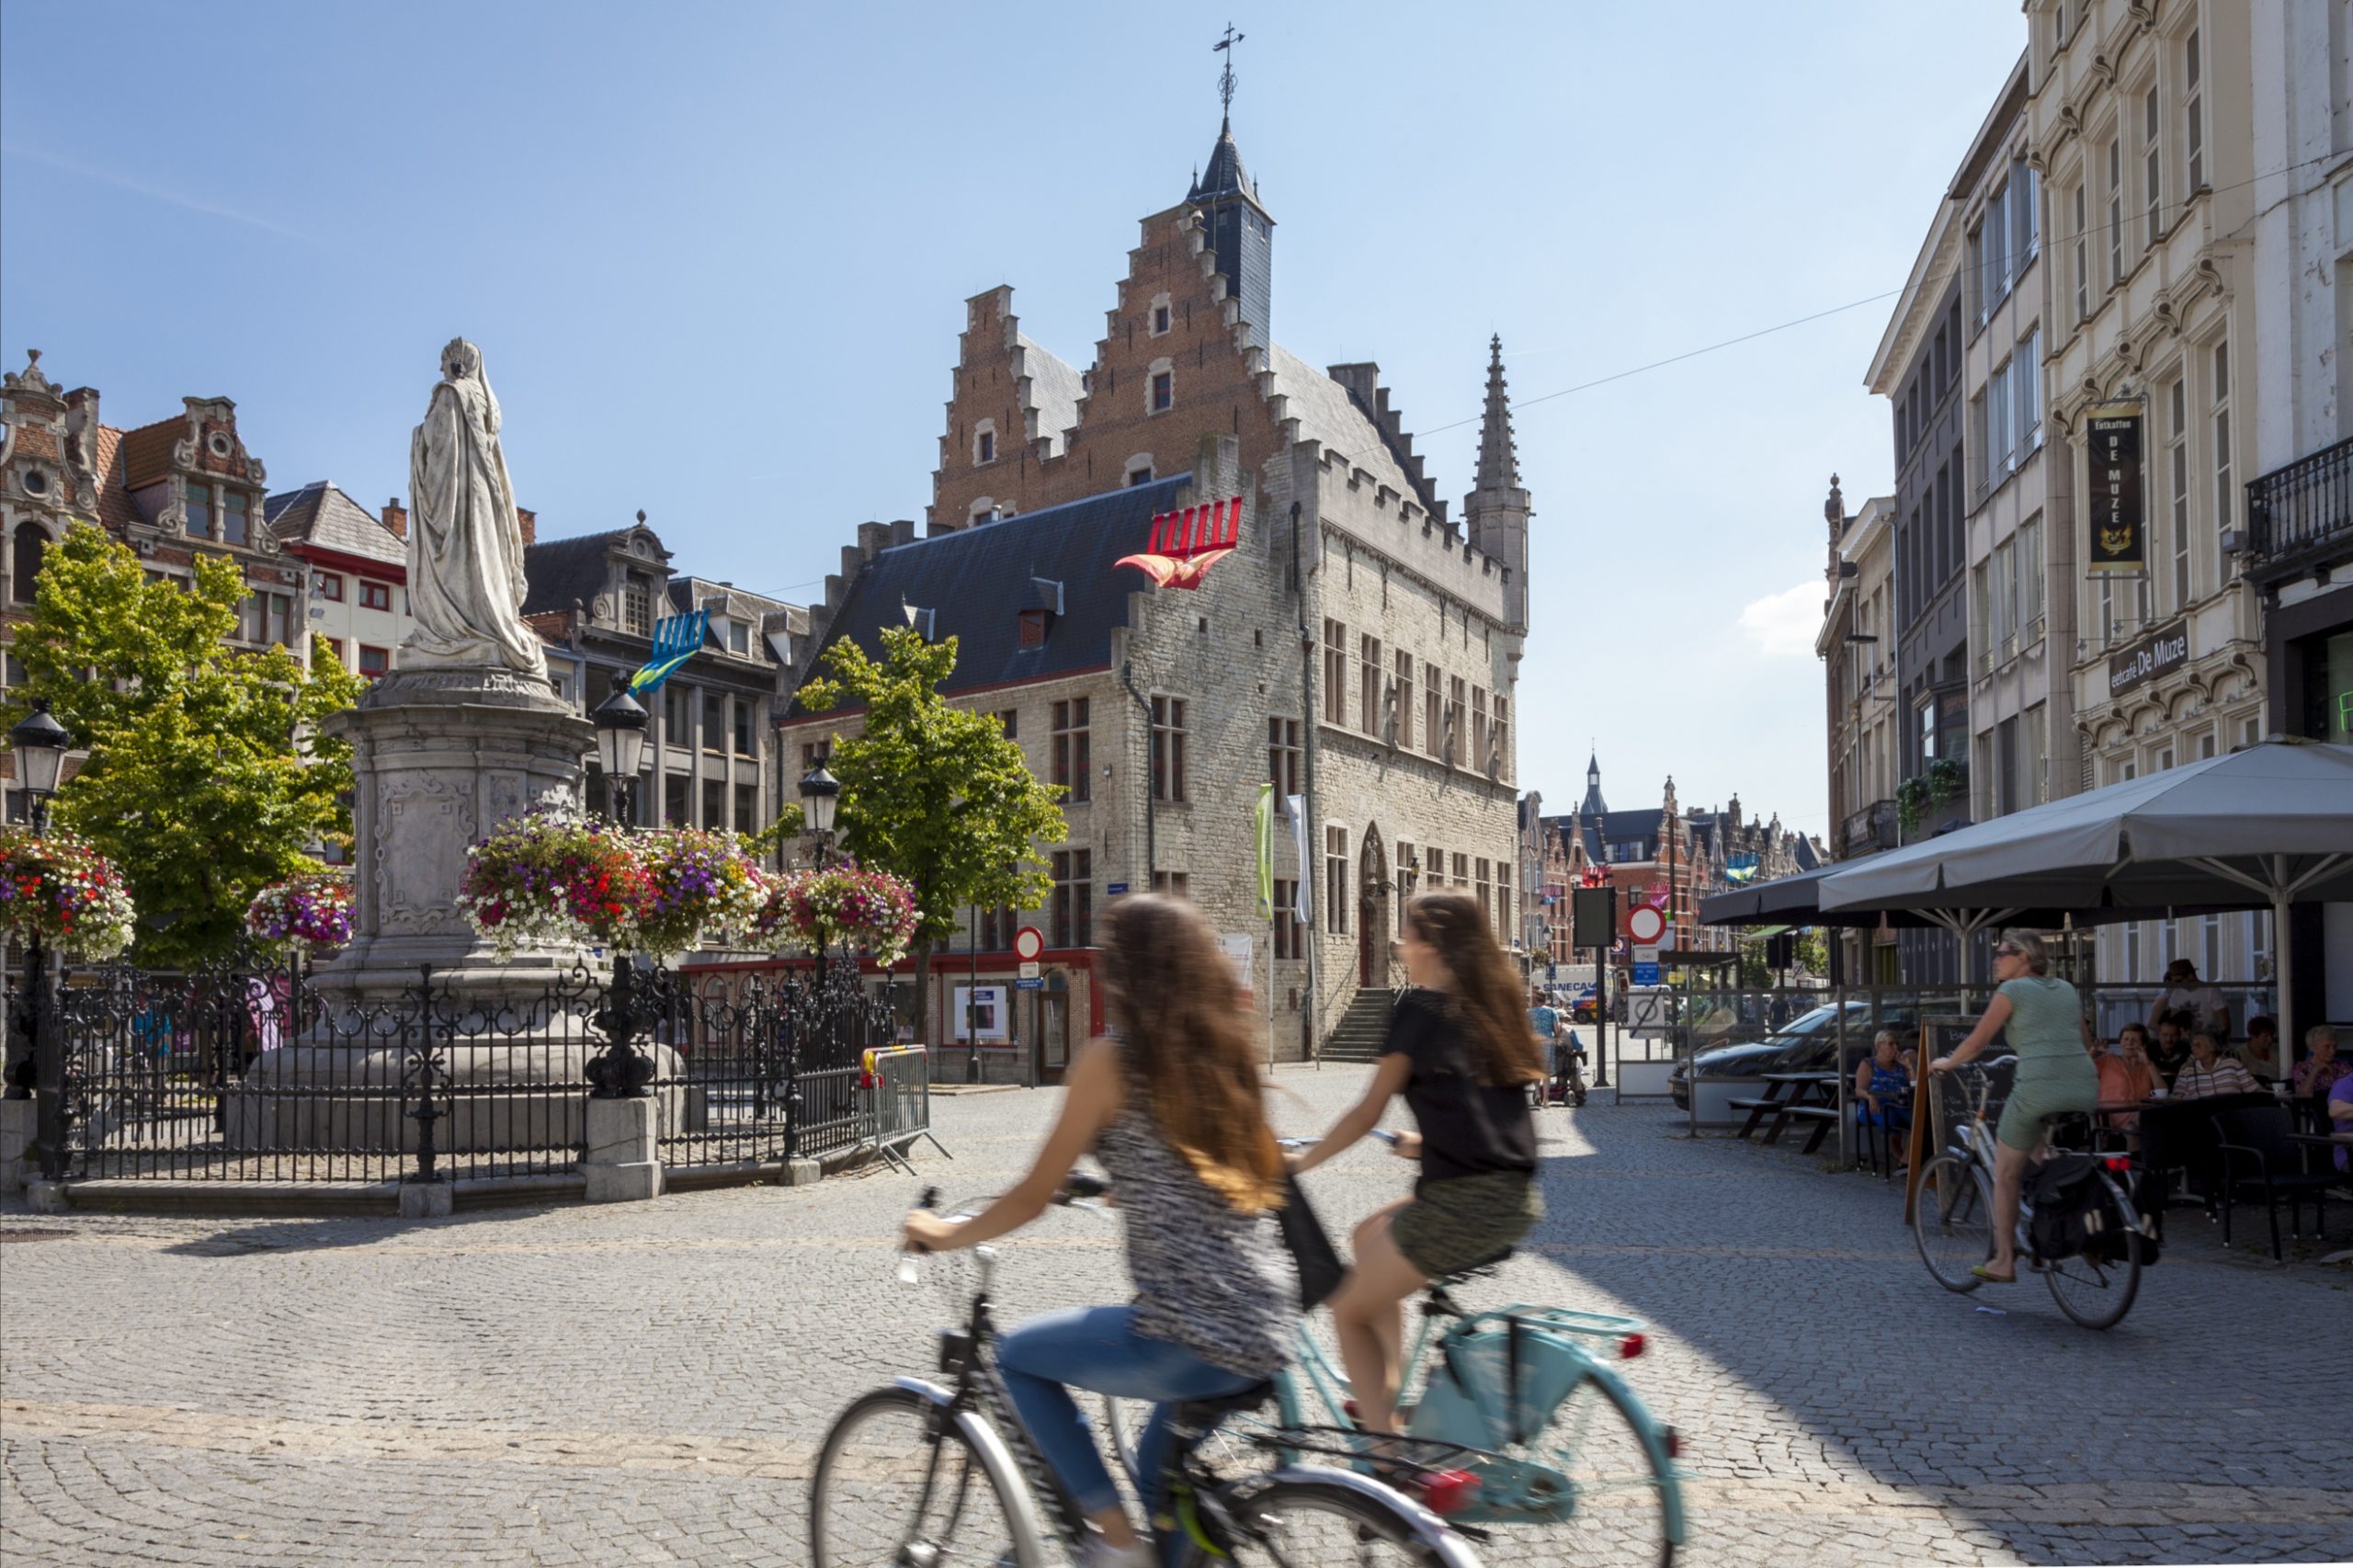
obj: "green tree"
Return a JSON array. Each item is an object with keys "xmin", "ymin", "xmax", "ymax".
[
  {"xmin": 5, "ymin": 522, "xmax": 366, "ymax": 964},
  {"xmin": 799, "ymin": 625, "xmax": 1066, "ymax": 1038}
]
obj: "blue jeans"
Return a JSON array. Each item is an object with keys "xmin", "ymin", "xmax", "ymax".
[{"xmin": 994, "ymin": 1304, "xmax": 1260, "ymax": 1521}]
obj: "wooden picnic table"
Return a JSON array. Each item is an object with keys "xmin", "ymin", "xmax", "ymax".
[{"xmin": 1730, "ymin": 1071, "xmax": 1845, "ymax": 1153}]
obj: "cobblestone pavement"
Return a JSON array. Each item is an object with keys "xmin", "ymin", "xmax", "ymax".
[{"xmin": 4, "ymin": 1066, "xmax": 2349, "ymax": 1567}]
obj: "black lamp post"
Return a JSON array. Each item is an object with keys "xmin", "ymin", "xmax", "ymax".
[
  {"xmin": 6, "ymin": 702, "xmax": 69, "ymax": 1137},
  {"xmin": 591, "ymin": 688, "xmax": 649, "ymax": 829},
  {"xmin": 587, "ymin": 688, "xmax": 653, "ymax": 1098},
  {"xmin": 798, "ymin": 763, "xmax": 839, "ymax": 869}
]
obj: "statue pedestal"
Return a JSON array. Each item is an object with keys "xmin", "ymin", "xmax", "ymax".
[{"xmin": 229, "ymin": 667, "xmax": 674, "ymax": 1157}]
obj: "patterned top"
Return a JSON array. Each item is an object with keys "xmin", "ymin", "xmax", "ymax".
[
  {"xmin": 1864, "ymin": 1062, "xmax": 1911, "ymax": 1107},
  {"xmin": 2290, "ymin": 1056, "xmax": 2352, "ymax": 1098},
  {"xmin": 1095, "ymin": 1045, "xmax": 1295, "ymax": 1379},
  {"xmin": 2170, "ymin": 1055, "xmax": 2257, "ymax": 1100}
]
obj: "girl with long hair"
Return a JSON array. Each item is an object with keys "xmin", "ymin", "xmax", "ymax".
[
  {"xmin": 901, "ymin": 893, "xmax": 1294, "ymax": 1567},
  {"xmin": 1290, "ymin": 889, "xmax": 1545, "ymax": 1434}
]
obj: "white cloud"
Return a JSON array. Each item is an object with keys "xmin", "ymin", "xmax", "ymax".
[{"xmin": 1736, "ymin": 579, "xmax": 1826, "ymax": 658}]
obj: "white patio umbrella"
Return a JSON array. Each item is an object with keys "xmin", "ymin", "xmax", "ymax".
[{"xmin": 1816, "ymin": 740, "xmax": 2353, "ymax": 1047}]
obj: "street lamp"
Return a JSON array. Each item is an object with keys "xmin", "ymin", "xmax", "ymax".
[
  {"xmin": 798, "ymin": 763, "xmax": 839, "ymax": 867},
  {"xmin": 6, "ymin": 699, "xmax": 70, "ymax": 1108},
  {"xmin": 590, "ymin": 688, "xmax": 649, "ymax": 827},
  {"xmin": 585, "ymin": 687, "xmax": 652, "ymax": 1098}
]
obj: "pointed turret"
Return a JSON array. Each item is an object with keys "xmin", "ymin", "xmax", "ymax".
[
  {"xmin": 1463, "ymin": 335, "xmax": 1532, "ymax": 635},
  {"xmin": 1579, "ymin": 751, "xmax": 1607, "ymax": 817},
  {"xmin": 1185, "ymin": 118, "xmax": 1275, "ymax": 350}
]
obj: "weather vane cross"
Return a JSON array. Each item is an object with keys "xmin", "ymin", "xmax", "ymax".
[{"xmin": 1213, "ymin": 23, "xmax": 1245, "ymax": 119}]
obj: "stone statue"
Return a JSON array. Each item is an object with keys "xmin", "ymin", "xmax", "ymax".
[{"xmin": 404, "ymin": 340, "xmax": 547, "ymax": 676}]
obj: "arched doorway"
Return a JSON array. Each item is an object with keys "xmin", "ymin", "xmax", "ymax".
[{"xmin": 1358, "ymin": 826, "xmax": 1391, "ymax": 987}]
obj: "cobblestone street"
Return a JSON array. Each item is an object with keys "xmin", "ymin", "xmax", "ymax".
[{"xmin": 4, "ymin": 1065, "xmax": 2349, "ymax": 1567}]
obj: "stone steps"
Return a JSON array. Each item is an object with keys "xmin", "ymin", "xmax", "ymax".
[{"xmin": 1320, "ymin": 989, "xmax": 1396, "ymax": 1063}]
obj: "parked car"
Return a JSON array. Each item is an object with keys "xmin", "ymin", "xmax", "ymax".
[{"xmin": 1668, "ymin": 1000, "xmax": 1938, "ymax": 1110}]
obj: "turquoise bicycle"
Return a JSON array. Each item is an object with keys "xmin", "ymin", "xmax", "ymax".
[{"xmin": 1105, "ymin": 1133, "xmax": 1687, "ymax": 1565}]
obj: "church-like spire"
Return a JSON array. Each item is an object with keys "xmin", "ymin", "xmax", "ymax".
[
  {"xmin": 1473, "ymin": 335, "xmax": 1521, "ymax": 494},
  {"xmin": 1579, "ymin": 751, "xmax": 1607, "ymax": 817}
]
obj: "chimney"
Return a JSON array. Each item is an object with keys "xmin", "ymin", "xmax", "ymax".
[
  {"xmin": 516, "ymin": 506, "xmax": 537, "ymax": 548},
  {"xmin": 381, "ymin": 497, "xmax": 408, "ymax": 539}
]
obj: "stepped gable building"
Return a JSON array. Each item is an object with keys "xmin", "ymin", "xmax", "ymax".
[{"xmin": 781, "ymin": 111, "xmax": 1531, "ymax": 1076}]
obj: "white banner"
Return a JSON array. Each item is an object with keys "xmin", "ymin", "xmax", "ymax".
[{"xmin": 1285, "ymin": 793, "xmax": 1313, "ymax": 924}]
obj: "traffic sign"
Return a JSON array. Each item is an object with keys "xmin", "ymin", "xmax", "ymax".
[
  {"xmin": 1631, "ymin": 962, "xmax": 1661, "ymax": 987},
  {"xmin": 1632, "ymin": 944, "xmax": 1660, "ymax": 966},
  {"xmin": 1012, "ymin": 927, "xmax": 1044, "ymax": 962},
  {"xmin": 1626, "ymin": 986, "xmax": 1670, "ymax": 1036},
  {"xmin": 1015, "ymin": 976, "xmax": 1044, "ymax": 990},
  {"xmin": 1627, "ymin": 905, "xmax": 1666, "ymax": 945},
  {"xmin": 1018, "ymin": 960, "xmax": 1041, "ymax": 980}
]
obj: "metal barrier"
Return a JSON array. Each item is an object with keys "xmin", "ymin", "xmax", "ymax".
[{"xmin": 859, "ymin": 1046, "xmax": 948, "ymax": 1172}]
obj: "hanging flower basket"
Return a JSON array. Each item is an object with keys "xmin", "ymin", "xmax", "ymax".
[
  {"xmin": 0, "ymin": 826, "xmax": 137, "ymax": 960},
  {"xmin": 632, "ymin": 827, "xmax": 770, "ymax": 958},
  {"xmin": 459, "ymin": 810, "xmax": 652, "ymax": 958},
  {"xmin": 244, "ymin": 869, "xmax": 353, "ymax": 954},
  {"xmin": 756, "ymin": 860, "xmax": 918, "ymax": 966}
]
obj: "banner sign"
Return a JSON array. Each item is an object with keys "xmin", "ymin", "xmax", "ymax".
[
  {"xmin": 1726, "ymin": 853, "xmax": 1758, "ymax": 884},
  {"xmin": 2086, "ymin": 404, "xmax": 2146, "ymax": 575},
  {"xmin": 2108, "ymin": 619, "xmax": 2190, "ymax": 700}
]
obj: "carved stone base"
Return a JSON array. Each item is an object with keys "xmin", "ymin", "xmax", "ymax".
[{"xmin": 315, "ymin": 666, "xmax": 593, "ymax": 1001}]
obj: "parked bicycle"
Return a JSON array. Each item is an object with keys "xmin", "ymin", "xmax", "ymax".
[
  {"xmin": 1107, "ymin": 1135, "xmax": 1686, "ymax": 1565},
  {"xmin": 1913, "ymin": 1060, "xmax": 2148, "ymax": 1329},
  {"xmin": 810, "ymin": 1183, "xmax": 1485, "ymax": 1568}
]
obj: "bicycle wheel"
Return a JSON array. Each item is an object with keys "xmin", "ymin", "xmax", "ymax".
[
  {"xmin": 1528, "ymin": 1369, "xmax": 1677, "ymax": 1567},
  {"xmin": 810, "ymin": 1385, "xmax": 1037, "ymax": 1568},
  {"xmin": 1179, "ymin": 1476, "xmax": 1477, "ymax": 1567},
  {"xmin": 2043, "ymin": 1174, "xmax": 2143, "ymax": 1330},
  {"xmin": 1913, "ymin": 1153, "xmax": 1991, "ymax": 1293}
]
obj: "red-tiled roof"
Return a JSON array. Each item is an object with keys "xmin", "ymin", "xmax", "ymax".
[
  {"xmin": 92, "ymin": 426, "xmax": 138, "ymax": 533},
  {"xmin": 119, "ymin": 415, "xmax": 186, "ymax": 487}
]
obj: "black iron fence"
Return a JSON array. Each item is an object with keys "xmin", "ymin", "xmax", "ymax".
[
  {"xmin": 2246, "ymin": 433, "xmax": 2353, "ymax": 584},
  {"xmin": 4, "ymin": 943, "xmax": 902, "ymax": 1188}
]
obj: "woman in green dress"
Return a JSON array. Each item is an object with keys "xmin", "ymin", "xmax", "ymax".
[{"xmin": 1929, "ymin": 930, "xmax": 2097, "ymax": 1284}]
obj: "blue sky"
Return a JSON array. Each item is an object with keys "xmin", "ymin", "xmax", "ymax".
[{"xmin": 0, "ymin": 1, "xmax": 2029, "ymax": 842}]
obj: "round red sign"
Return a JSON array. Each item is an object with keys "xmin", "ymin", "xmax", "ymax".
[
  {"xmin": 1013, "ymin": 926, "xmax": 1045, "ymax": 961},
  {"xmin": 1627, "ymin": 905, "xmax": 1667, "ymax": 945}
]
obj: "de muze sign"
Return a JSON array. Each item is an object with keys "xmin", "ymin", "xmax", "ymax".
[
  {"xmin": 2086, "ymin": 404, "xmax": 2146, "ymax": 574},
  {"xmin": 2109, "ymin": 619, "xmax": 2189, "ymax": 700}
]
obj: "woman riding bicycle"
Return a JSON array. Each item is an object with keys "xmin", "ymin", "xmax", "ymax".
[
  {"xmin": 900, "ymin": 894, "xmax": 1294, "ymax": 1567},
  {"xmin": 1290, "ymin": 889, "xmax": 1545, "ymax": 1435},
  {"xmin": 1928, "ymin": 929, "xmax": 2097, "ymax": 1285}
]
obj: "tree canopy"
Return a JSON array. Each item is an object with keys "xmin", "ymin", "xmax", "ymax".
[
  {"xmin": 5, "ymin": 522, "xmax": 365, "ymax": 964},
  {"xmin": 798, "ymin": 625, "xmax": 1065, "ymax": 1033}
]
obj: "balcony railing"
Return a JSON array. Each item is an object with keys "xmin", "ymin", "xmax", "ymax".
[
  {"xmin": 2246, "ymin": 435, "xmax": 2353, "ymax": 584},
  {"xmin": 1842, "ymin": 799, "xmax": 1899, "ymax": 856}
]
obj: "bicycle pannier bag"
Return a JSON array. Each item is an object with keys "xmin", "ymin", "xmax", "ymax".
[
  {"xmin": 1406, "ymin": 1312, "xmax": 1586, "ymax": 1450},
  {"xmin": 2024, "ymin": 1153, "xmax": 2109, "ymax": 1262}
]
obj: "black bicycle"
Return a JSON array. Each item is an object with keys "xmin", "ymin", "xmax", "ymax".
[{"xmin": 809, "ymin": 1183, "xmax": 1486, "ymax": 1567}]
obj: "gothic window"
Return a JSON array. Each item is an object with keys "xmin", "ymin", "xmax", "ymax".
[
  {"xmin": 1322, "ymin": 619, "xmax": 1347, "ymax": 724},
  {"xmin": 1359, "ymin": 635, "xmax": 1382, "ymax": 733},
  {"xmin": 1267, "ymin": 716, "xmax": 1301, "ymax": 798},
  {"xmin": 1150, "ymin": 696, "xmax": 1187, "ymax": 801},
  {"xmin": 1325, "ymin": 825, "xmax": 1348, "ymax": 936},
  {"xmin": 1051, "ymin": 848, "xmax": 1093, "ymax": 948},
  {"xmin": 1392, "ymin": 651, "xmax": 1414, "ymax": 750},
  {"xmin": 1052, "ymin": 699, "xmax": 1091, "ymax": 802},
  {"xmin": 11, "ymin": 523, "xmax": 45, "ymax": 605}
]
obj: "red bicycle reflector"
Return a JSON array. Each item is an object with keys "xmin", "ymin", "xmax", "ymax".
[
  {"xmin": 2104, "ymin": 1157, "xmax": 2131, "ymax": 1173},
  {"xmin": 1342, "ymin": 1399, "xmax": 1361, "ymax": 1421},
  {"xmin": 1415, "ymin": 1470, "xmax": 1481, "ymax": 1517},
  {"xmin": 1665, "ymin": 1427, "xmax": 1681, "ymax": 1460},
  {"xmin": 1619, "ymin": 1333, "xmax": 1646, "ymax": 1359}
]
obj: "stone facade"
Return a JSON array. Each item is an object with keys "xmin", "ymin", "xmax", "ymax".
[{"xmin": 782, "ymin": 119, "xmax": 1530, "ymax": 1069}]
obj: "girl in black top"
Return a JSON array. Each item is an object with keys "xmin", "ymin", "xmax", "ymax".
[{"xmin": 1290, "ymin": 890, "xmax": 1545, "ymax": 1435}]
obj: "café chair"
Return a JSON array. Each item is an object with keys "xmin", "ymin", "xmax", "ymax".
[{"xmin": 2210, "ymin": 1104, "xmax": 2342, "ymax": 1262}]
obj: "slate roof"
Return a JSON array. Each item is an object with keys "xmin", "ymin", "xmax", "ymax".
[
  {"xmin": 786, "ymin": 472, "xmax": 1192, "ymax": 719},
  {"xmin": 1266, "ymin": 345, "xmax": 1418, "ymax": 505},
  {"xmin": 1017, "ymin": 334, "xmax": 1083, "ymax": 457},
  {"xmin": 264, "ymin": 482, "xmax": 404, "ymax": 566},
  {"xmin": 522, "ymin": 529, "xmax": 631, "ymax": 617},
  {"xmin": 1189, "ymin": 121, "xmax": 1258, "ymax": 207}
]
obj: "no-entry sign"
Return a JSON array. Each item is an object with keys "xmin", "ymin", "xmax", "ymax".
[
  {"xmin": 1627, "ymin": 905, "xmax": 1667, "ymax": 946},
  {"xmin": 1013, "ymin": 927, "xmax": 1044, "ymax": 962}
]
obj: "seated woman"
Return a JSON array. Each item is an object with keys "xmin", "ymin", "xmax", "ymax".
[
  {"xmin": 2238, "ymin": 1015, "xmax": 2280, "ymax": 1081},
  {"xmin": 2093, "ymin": 1029, "xmax": 2157, "ymax": 1132},
  {"xmin": 2169, "ymin": 1030, "xmax": 2258, "ymax": 1100},
  {"xmin": 1852, "ymin": 1030, "xmax": 1912, "ymax": 1166},
  {"xmin": 2330, "ymin": 1074, "xmax": 2353, "ymax": 1176}
]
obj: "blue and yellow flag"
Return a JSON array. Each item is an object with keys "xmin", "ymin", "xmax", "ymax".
[{"xmin": 628, "ymin": 609, "xmax": 709, "ymax": 698}]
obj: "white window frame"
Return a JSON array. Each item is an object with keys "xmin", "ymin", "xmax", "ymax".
[
  {"xmin": 2184, "ymin": 28, "xmax": 2204, "ymax": 195},
  {"xmin": 1148, "ymin": 291, "xmax": 1173, "ymax": 337},
  {"xmin": 2209, "ymin": 337, "xmax": 2234, "ymax": 547},
  {"xmin": 2106, "ymin": 134, "xmax": 2125, "ymax": 283},
  {"xmin": 2142, "ymin": 83, "xmax": 2164, "ymax": 250}
]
